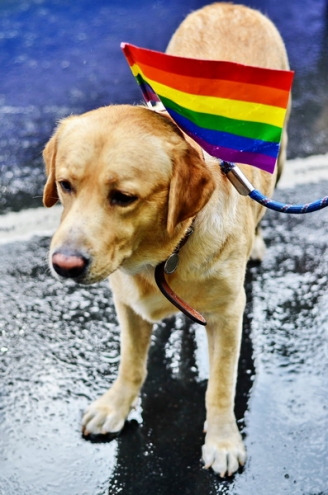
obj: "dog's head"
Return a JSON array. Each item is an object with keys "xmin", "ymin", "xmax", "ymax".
[{"xmin": 43, "ymin": 105, "xmax": 215, "ymax": 284}]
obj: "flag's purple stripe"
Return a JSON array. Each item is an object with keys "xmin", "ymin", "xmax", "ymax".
[
  {"xmin": 167, "ymin": 108, "xmax": 280, "ymax": 159},
  {"xmin": 196, "ymin": 136, "xmax": 277, "ymax": 173},
  {"xmin": 137, "ymin": 77, "xmax": 160, "ymax": 102}
]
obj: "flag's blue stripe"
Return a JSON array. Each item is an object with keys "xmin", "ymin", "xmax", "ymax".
[{"xmin": 167, "ymin": 108, "xmax": 280, "ymax": 159}]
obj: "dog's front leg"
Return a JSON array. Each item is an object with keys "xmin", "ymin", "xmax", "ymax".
[
  {"xmin": 82, "ymin": 299, "xmax": 153, "ymax": 436},
  {"xmin": 202, "ymin": 289, "xmax": 246, "ymax": 477}
]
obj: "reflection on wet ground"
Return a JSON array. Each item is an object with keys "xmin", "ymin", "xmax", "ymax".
[
  {"xmin": 0, "ymin": 0, "xmax": 328, "ymax": 212},
  {"xmin": 1, "ymin": 183, "xmax": 327, "ymax": 495}
]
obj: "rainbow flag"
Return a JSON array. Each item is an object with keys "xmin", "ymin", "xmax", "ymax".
[{"xmin": 121, "ymin": 43, "xmax": 294, "ymax": 174}]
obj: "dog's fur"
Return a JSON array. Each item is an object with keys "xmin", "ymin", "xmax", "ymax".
[{"xmin": 43, "ymin": 3, "xmax": 290, "ymax": 477}]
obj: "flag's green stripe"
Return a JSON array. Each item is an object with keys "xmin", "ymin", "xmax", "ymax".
[{"xmin": 159, "ymin": 95, "xmax": 282, "ymax": 144}]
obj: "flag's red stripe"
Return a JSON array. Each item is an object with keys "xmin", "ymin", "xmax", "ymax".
[
  {"xmin": 122, "ymin": 43, "xmax": 294, "ymax": 91},
  {"xmin": 136, "ymin": 61, "xmax": 290, "ymax": 108}
]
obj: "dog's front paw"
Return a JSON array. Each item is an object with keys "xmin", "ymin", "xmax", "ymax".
[
  {"xmin": 202, "ymin": 422, "xmax": 246, "ymax": 477},
  {"xmin": 82, "ymin": 400, "xmax": 125, "ymax": 435},
  {"xmin": 82, "ymin": 386, "xmax": 137, "ymax": 436}
]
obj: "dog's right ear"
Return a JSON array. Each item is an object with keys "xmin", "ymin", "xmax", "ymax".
[
  {"xmin": 167, "ymin": 144, "xmax": 215, "ymax": 236},
  {"xmin": 42, "ymin": 133, "xmax": 59, "ymax": 207}
]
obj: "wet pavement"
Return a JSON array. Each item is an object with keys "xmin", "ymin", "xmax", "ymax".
[
  {"xmin": 1, "ymin": 0, "xmax": 328, "ymax": 494},
  {"xmin": 1, "ymin": 180, "xmax": 328, "ymax": 495}
]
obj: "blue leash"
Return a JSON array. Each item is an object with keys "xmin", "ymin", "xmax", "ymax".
[{"xmin": 220, "ymin": 160, "xmax": 328, "ymax": 214}]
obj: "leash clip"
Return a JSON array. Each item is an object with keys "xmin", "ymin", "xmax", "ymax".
[{"xmin": 219, "ymin": 160, "xmax": 254, "ymax": 196}]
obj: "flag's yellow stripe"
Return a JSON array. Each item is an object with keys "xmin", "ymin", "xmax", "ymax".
[{"xmin": 131, "ymin": 64, "xmax": 286, "ymax": 128}]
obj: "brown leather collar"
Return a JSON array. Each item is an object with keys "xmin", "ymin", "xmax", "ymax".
[{"xmin": 154, "ymin": 224, "xmax": 207, "ymax": 326}]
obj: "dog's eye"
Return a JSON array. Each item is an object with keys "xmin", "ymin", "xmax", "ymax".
[
  {"xmin": 59, "ymin": 180, "xmax": 73, "ymax": 193},
  {"xmin": 110, "ymin": 191, "xmax": 138, "ymax": 207}
]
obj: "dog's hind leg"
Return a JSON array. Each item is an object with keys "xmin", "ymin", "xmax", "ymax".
[
  {"xmin": 250, "ymin": 123, "xmax": 289, "ymax": 262},
  {"xmin": 250, "ymin": 225, "xmax": 266, "ymax": 261}
]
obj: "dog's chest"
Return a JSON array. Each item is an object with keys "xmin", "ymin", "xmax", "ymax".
[
  {"xmin": 130, "ymin": 288, "xmax": 179, "ymax": 322},
  {"xmin": 110, "ymin": 270, "xmax": 179, "ymax": 322}
]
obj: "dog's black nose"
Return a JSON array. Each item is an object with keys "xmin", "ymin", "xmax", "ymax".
[{"xmin": 52, "ymin": 250, "xmax": 89, "ymax": 279}]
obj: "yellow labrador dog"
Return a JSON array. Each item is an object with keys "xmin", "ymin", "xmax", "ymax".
[{"xmin": 43, "ymin": 3, "xmax": 290, "ymax": 477}]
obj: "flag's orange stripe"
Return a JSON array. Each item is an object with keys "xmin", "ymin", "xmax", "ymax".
[{"xmin": 135, "ymin": 61, "xmax": 290, "ymax": 108}]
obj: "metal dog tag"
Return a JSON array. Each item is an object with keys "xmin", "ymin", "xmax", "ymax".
[{"xmin": 164, "ymin": 253, "xmax": 179, "ymax": 274}]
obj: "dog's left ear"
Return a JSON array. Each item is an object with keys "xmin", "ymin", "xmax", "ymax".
[
  {"xmin": 167, "ymin": 145, "xmax": 215, "ymax": 236},
  {"xmin": 42, "ymin": 133, "xmax": 59, "ymax": 207}
]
